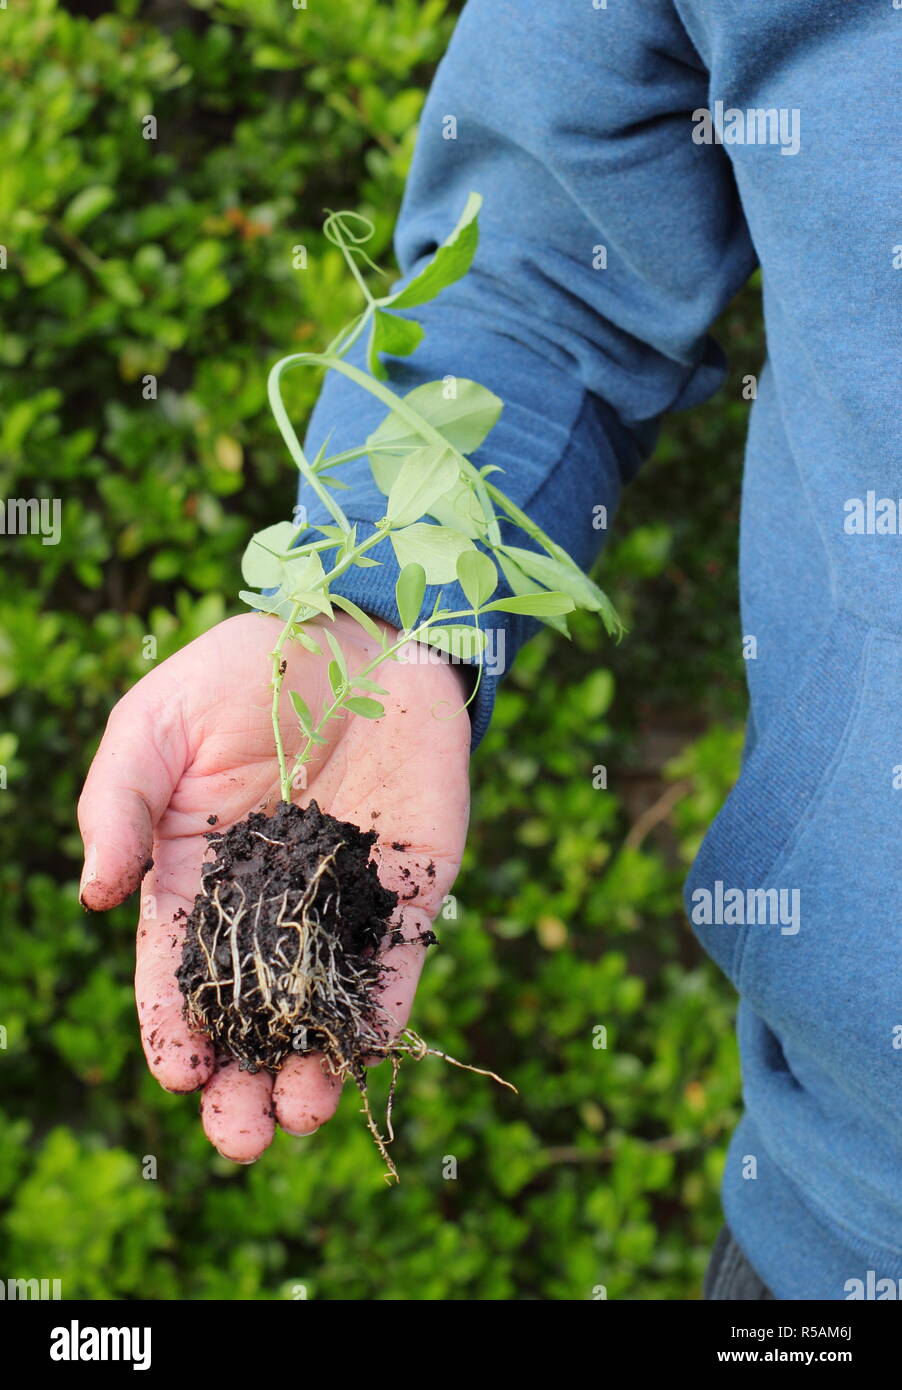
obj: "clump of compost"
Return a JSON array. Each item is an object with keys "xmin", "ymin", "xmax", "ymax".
[
  {"xmin": 178, "ymin": 800, "xmax": 398, "ymax": 1076},
  {"xmin": 177, "ymin": 799, "xmax": 510, "ymax": 1178}
]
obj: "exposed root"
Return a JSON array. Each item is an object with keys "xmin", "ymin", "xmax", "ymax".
[{"xmin": 177, "ymin": 800, "xmax": 515, "ymax": 1182}]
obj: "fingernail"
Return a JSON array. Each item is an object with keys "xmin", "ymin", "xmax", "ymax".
[
  {"xmin": 216, "ymin": 1149, "xmax": 258, "ymax": 1164},
  {"xmin": 79, "ymin": 844, "xmax": 98, "ymax": 903},
  {"xmin": 283, "ymin": 1128, "xmax": 317, "ymax": 1138}
]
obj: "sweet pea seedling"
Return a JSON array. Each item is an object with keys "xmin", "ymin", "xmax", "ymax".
[
  {"xmin": 177, "ymin": 196, "xmax": 622, "ymax": 1179},
  {"xmin": 243, "ymin": 194, "xmax": 622, "ymax": 800}
]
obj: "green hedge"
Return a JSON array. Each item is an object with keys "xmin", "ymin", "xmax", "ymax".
[{"xmin": 0, "ymin": 0, "xmax": 760, "ymax": 1299}]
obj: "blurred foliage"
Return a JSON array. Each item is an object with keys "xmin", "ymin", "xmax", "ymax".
[{"xmin": 0, "ymin": 0, "xmax": 762, "ymax": 1299}]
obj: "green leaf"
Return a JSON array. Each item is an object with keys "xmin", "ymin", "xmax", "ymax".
[
  {"xmin": 293, "ymin": 629, "xmax": 322, "ymax": 655},
  {"xmin": 310, "ymin": 432, "xmax": 334, "ymax": 473},
  {"xmin": 241, "ymin": 521, "xmax": 300, "ymax": 587},
  {"xmin": 289, "ymin": 690, "xmax": 313, "ymax": 736},
  {"xmin": 329, "ymin": 594, "xmax": 385, "ymax": 643},
  {"xmin": 396, "ymin": 562, "xmax": 426, "ymax": 630},
  {"xmin": 327, "ymin": 660, "xmax": 344, "ymax": 697},
  {"xmin": 423, "ymin": 624, "xmax": 487, "ymax": 661},
  {"xmin": 366, "ymin": 378, "xmax": 503, "ymax": 481},
  {"xmin": 496, "ymin": 551, "xmax": 569, "ymax": 638},
  {"xmin": 366, "ymin": 309, "xmax": 425, "ymax": 380},
  {"xmin": 482, "ymin": 592, "xmax": 575, "ymax": 617},
  {"xmin": 390, "ymin": 524, "xmax": 474, "ymax": 584},
  {"xmin": 96, "ymin": 259, "xmax": 142, "ymax": 307},
  {"xmin": 238, "ymin": 589, "xmax": 295, "ymax": 621},
  {"xmin": 352, "ymin": 676, "xmax": 390, "ymax": 695},
  {"xmin": 252, "ymin": 44, "xmax": 301, "ymax": 70},
  {"xmin": 424, "ymin": 477, "xmax": 487, "ymax": 539},
  {"xmin": 344, "ymin": 696, "xmax": 385, "ymax": 719},
  {"xmin": 386, "ymin": 443, "xmax": 459, "ymax": 529},
  {"xmin": 280, "ymin": 552, "xmax": 332, "ymax": 613},
  {"xmin": 62, "ymin": 184, "xmax": 115, "ymax": 233},
  {"xmin": 322, "ymin": 626, "xmax": 348, "ymax": 680},
  {"xmin": 282, "ymin": 548, "xmax": 325, "ymax": 586},
  {"xmin": 384, "ymin": 192, "xmax": 482, "ymax": 309},
  {"xmin": 499, "ymin": 544, "xmax": 622, "ymax": 635},
  {"xmin": 289, "ymin": 590, "xmax": 334, "ymax": 618},
  {"xmin": 487, "ymin": 483, "xmax": 623, "ymax": 636},
  {"xmin": 456, "ymin": 550, "xmax": 497, "ymax": 609}
]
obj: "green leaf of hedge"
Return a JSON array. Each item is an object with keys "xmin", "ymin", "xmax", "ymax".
[{"xmin": 62, "ymin": 184, "xmax": 115, "ymax": 233}]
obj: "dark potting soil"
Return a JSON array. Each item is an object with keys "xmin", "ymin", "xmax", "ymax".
[{"xmin": 176, "ymin": 800, "xmax": 398, "ymax": 1075}]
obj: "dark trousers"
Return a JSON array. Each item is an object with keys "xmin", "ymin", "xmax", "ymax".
[{"xmin": 703, "ymin": 1224, "xmax": 775, "ymax": 1300}]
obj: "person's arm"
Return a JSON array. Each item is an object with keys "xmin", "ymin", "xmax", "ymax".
[
  {"xmin": 78, "ymin": 0, "xmax": 757, "ymax": 1164},
  {"xmin": 302, "ymin": 0, "xmax": 756, "ymax": 744}
]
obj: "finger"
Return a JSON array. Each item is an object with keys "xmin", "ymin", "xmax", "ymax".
[
  {"xmin": 200, "ymin": 1060, "xmax": 276, "ymax": 1163},
  {"xmin": 368, "ymin": 905, "xmax": 435, "ymax": 1056},
  {"xmin": 136, "ymin": 876, "xmax": 215, "ymax": 1094},
  {"xmin": 78, "ymin": 682, "xmax": 188, "ymax": 911},
  {"xmin": 272, "ymin": 1053, "xmax": 343, "ymax": 1136}
]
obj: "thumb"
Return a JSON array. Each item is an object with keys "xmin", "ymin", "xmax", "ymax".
[{"xmin": 77, "ymin": 686, "xmax": 187, "ymax": 911}]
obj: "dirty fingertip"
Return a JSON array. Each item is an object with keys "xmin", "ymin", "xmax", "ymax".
[
  {"xmin": 273, "ymin": 1053, "xmax": 341, "ymax": 1137},
  {"xmin": 200, "ymin": 1061, "xmax": 275, "ymax": 1163}
]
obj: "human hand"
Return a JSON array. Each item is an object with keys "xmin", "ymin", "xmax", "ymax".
[{"xmin": 77, "ymin": 610, "xmax": 470, "ymax": 1161}]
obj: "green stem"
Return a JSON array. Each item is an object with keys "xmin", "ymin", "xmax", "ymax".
[
  {"xmin": 314, "ymin": 440, "xmax": 419, "ymax": 472},
  {"xmin": 271, "ymin": 602, "xmax": 302, "ymax": 802},
  {"xmin": 265, "ymin": 348, "xmax": 501, "ymax": 797},
  {"xmin": 268, "ymin": 522, "xmax": 392, "ymax": 801},
  {"xmin": 266, "ymin": 358, "xmax": 350, "ymax": 532},
  {"xmin": 334, "ymin": 234, "xmax": 375, "ymax": 307},
  {"xmin": 287, "ymin": 607, "xmax": 483, "ymax": 785},
  {"xmin": 269, "ymin": 351, "xmax": 502, "ymax": 545},
  {"xmin": 323, "ymin": 303, "xmax": 374, "ymax": 360}
]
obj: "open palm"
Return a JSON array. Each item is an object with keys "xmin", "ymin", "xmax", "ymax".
[{"xmin": 78, "ymin": 610, "xmax": 471, "ymax": 1162}]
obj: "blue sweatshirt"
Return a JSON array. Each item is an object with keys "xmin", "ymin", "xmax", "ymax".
[{"xmin": 302, "ymin": 0, "xmax": 901, "ymax": 1299}]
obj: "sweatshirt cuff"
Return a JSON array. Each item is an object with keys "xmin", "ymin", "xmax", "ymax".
[{"xmin": 299, "ymin": 317, "xmax": 636, "ymax": 751}]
